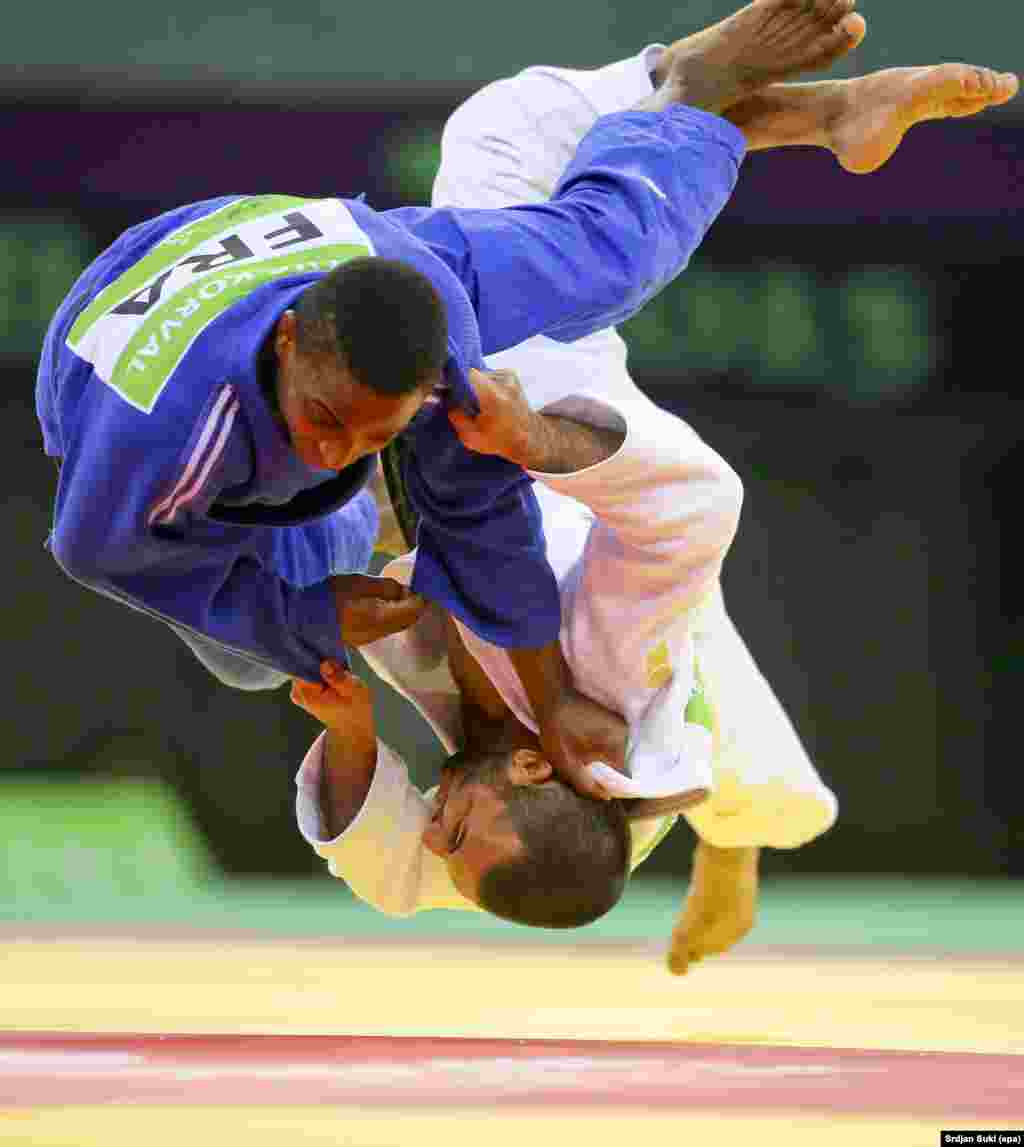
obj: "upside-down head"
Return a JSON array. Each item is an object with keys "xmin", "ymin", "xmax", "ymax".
[{"xmin": 423, "ymin": 747, "xmax": 630, "ymax": 929}]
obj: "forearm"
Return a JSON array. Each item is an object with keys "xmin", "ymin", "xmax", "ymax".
[
  {"xmin": 443, "ymin": 614, "xmax": 511, "ymax": 724},
  {"xmin": 319, "ymin": 729, "xmax": 376, "ymax": 839},
  {"xmin": 507, "ymin": 640, "xmax": 571, "ymax": 722},
  {"xmin": 507, "ymin": 412, "xmax": 625, "ymax": 474}
]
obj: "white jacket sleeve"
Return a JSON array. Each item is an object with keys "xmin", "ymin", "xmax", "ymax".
[
  {"xmin": 451, "ymin": 388, "xmax": 741, "ymax": 802},
  {"xmin": 529, "ymin": 393, "xmax": 837, "ymax": 846},
  {"xmin": 294, "ymin": 733, "xmax": 481, "ymax": 916},
  {"xmin": 529, "ymin": 389, "xmax": 744, "ymax": 696}
]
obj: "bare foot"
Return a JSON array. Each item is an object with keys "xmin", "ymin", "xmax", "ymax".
[
  {"xmin": 831, "ymin": 64, "xmax": 1019, "ymax": 173},
  {"xmin": 667, "ymin": 842, "xmax": 759, "ymax": 975},
  {"xmin": 657, "ymin": 0, "xmax": 867, "ymax": 115}
]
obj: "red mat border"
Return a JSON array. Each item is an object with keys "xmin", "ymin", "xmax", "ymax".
[{"xmin": 2, "ymin": 1032, "xmax": 1021, "ymax": 1116}]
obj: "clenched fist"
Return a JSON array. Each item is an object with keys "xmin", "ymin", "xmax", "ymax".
[
  {"xmin": 332, "ymin": 573, "xmax": 427, "ymax": 646},
  {"xmin": 448, "ymin": 368, "xmax": 536, "ymax": 467},
  {"xmin": 538, "ymin": 687, "xmax": 629, "ymax": 803},
  {"xmin": 291, "ymin": 660, "xmax": 376, "ymax": 746}
]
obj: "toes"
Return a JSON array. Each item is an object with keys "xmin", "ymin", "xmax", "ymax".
[
  {"xmin": 802, "ymin": 11, "xmax": 866, "ymax": 70},
  {"xmin": 954, "ymin": 69, "xmax": 973, "ymax": 97},
  {"xmin": 759, "ymin": 0, "xmax": 863, "ymax": 70},
  {"xmin": 837, "ymin": 11, "xmax": 867, "ymax": 46},
  {"xmin": 973, "ymin": 67, "xmax": 1019, "ymax": 103},
  {"xmin": 970, "ymin": 67, "xmax": 997, "ymax": 98},
  {"xmin": 948, "ymin": 93, "xmax": 1010, "ymax": 119},
  {"xmin": 956, "ymin": 66, "xmax": 1019, "ymax": 106},
  {"xmin": 995, "ymin": 72, "xmax": 1020, "ymax": 104},
  {"xmin": 822, "ymin": 0, "xmax": 856, "ymax": 26},
  {"xmin": 818, "ymin": 11, "xmax": 866, "ymax": 50},
  {"xmin": 960, "ymin": 66, "xmax": 995, "ymax": 99}
]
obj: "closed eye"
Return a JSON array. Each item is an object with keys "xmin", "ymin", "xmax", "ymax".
[{"xmin": 449, "ymin": 824, "xmax": 467, "ymax": 854}]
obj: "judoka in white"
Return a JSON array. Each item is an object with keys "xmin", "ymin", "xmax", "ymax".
[
  {"xmin": 293, "ymin": 357, "xmax": 836, "ymax": 943},
  {"xmin": 292, "ymin": 43, "xmax": 1016, "ymax": 965}
]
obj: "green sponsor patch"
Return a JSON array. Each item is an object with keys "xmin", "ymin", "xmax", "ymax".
[
  {"xmin": 685, "ymin": 663, "xmax": 713, "ymax": 733},
  {"xmin": 111, "ymin": 243, "xmax": 369, "ymax": 412},
  {"xmin": 67, "ymin": 195, "xmax": 310, "ymax": 350}
]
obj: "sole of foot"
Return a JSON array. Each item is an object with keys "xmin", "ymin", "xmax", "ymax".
[{"xmin": 833, "ymin": 63, "xmax": 1019, "ymax": 174}]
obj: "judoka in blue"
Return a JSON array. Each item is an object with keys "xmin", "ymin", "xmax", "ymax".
[{"xmin": 35, "ymin": 108, "xmax": 745, "ymax": 688}]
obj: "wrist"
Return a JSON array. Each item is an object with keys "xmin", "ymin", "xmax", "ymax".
[
  {"xmin": 520, "ymin": 415, "xmax": 625, "ymax": 475},
  {"xmin": 324, "ymin": 726, "xmax": 376, "ymax": 770},
  {"xmin": 321, "ymin": 730, "xmax": 377, "ymax": 839},
  {"xmin": 502, "ymin": 408, "xmax": 549, "ymax": 471}
]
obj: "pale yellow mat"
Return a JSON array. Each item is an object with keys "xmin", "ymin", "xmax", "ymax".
[{"xmin": 1, "ymin": 933, "xmax": 1020, "ymax": 1054}]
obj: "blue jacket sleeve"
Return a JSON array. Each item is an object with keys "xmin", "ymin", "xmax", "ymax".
[
  {"xmin": 401, "ymin": 388, "xmax": 558, "ymax": 650},
  {"xmin": 49, "ymin": 382, "xmax": 347, "ymax": 682},
  {"xmin": 388, "ymin": 106, "xmax": 745, "ymax": 354}
]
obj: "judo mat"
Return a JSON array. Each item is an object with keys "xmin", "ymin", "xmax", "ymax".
[{"xmin": 1, "ymin": 927, "xmax": 1022, "ymax": 1146}]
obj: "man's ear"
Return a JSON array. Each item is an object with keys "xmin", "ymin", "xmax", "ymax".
[{"xmin": 507, "ymin": 748, "xmax": 553, "ymax": 787}]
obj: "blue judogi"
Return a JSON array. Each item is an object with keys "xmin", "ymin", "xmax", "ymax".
[{"xmin": 35, "ymin": 107, "xmax": 745, "ymax": 683}]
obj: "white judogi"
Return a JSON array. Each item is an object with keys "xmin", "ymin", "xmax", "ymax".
[{"xmin": 293, "ymin": 50, "xmax": 838, "ymax": 918}]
